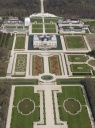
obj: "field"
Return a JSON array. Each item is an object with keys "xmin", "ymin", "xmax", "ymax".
[
  {"xmin": 64, "ymin": 36, "xmax": 87, "ymax": 49},
  {"xmin": 30, "ymin": 18, "xmax": 42, "ymax": 23},
  {"xmin": 10, "ymin": 86, "xmax": 40, "ymax": 128},
  {"xmin": 15, "ymin": 54, "xmax": 27, "ymax": 72},
  {"xmin": 58, "ymin": 86, "xmax": 92, "ymax": 128},
  {"xmin": 70, "ymin": 64, "xmax": 91, "ymax": 73},
  {"xmin": 32, "ymin": 55, "xmax": 44, "ymax": 75},
  {"xmin": 49, "ymin": 55, "xmax": 61, "ymax": 75},
  {"xmin": 44, "ymin": 18, "xmax": 58, "ymax": 23},
  {"xmin": 68, "ymin": 55, "xmax": 88, "ymax": 62},
  {"xmin": 15, "ymin": 35, "xmax": 25, "ymax": 49}
]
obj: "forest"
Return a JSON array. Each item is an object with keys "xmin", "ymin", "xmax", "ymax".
[
  {"xmin": 0, "ymin": 0, "xmax": 40, "ymax": 17},
  {"xmin": 44, "ymin": 0, "xmax": 95, "ymax": 18}
]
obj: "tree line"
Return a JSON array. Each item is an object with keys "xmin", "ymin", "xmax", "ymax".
[
  {"xmin": 0, "ymin": 0, "xmax": 40, "ymax": 17},
  {"xmin": 44, "ymin": 0, "xmax": 95, "ymax": 18},
  {"xmin": 82, "ymin": 78, "xmax": 95, "ymax": 121},
  {"xmin": 0, "ymin": 82, "xmax": 11, "ymax": 128}
]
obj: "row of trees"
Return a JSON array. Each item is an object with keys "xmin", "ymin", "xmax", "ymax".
[
  {"xmin": 0, "ymin": 0, "xmax": 40, "ymax": 17},
  {"xmin": 0, "ymin": 82, "xmax": 11, "ymax": 128},
  {"xmin": 82, "ymin": 78, "xmax": 95, "ymax": 120},
  {"xmin": 44, "ymin": 0, "xmax": 95, "ymax": 18}
]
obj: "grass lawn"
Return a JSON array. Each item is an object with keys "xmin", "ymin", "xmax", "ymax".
[
  {"xmin": 44, "ymin": 18, "xmax": 58, "ymax": 23},
  {"xmin": 15, "ymin": 36, "xmax": 25, "ymax": 49},
  {"xmin": 10, "ymin": 86, "xmax": 40, "ymax": 128},
  {"xmin": 7, "ymin": 35, "xmax": 14, "ymax": 50},
  {"xmin": 68, "ymin": 55, "xmax": 88, "ymax": 62},
  {"xmin": 30, "ymin": 18, "xmax": 42, "ymax": 23},
  {"xmin": 45, "ymin": 24, "xmax": 55, "ymax": 28},
  {"xmin": 70, "ymin": 64, "xmax": 91, "ymax": 73},
  {"xmin": 58, "ymin": 86, "xmax": 92, "ymax": 128},
  {"xmin": 45, "ymin": 28, "xmax": 56, "ymax": 33},
  {"xmin": 17, "ymin": 26, "xmax": 23, "ymax": 29},
  {"xmin": 32, "ymin": 24, "xmax": 43, "ymax": 28},
  {"xmin": 6, "ymin": 26, "xmax": 16, "ymax": 28},
  {"xmin": 64, "ymin": 36, "xmax": 87, "ymax": 49},
  {"xmin": 32, "ymin": 29, "xmax": 43, "ymax": 33}
]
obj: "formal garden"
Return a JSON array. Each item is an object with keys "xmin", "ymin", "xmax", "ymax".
[
  {"xmin": 10, "ymin": 86, "xmax": 40, "ymax": 128},
  {"xmin": 68, "ymin": 54, "xmax": 89, "ymax": 62},
  {"xmin": 14, "ymin": 54, "xmax": 27, "ymax": 75},
  {"xmin": 64, "ymin": 35, "xmax": 87, "ymax": 49},
  {"xmin": 48, "ymin": 55, "xmax": 62, "ymax": 75},
  {"xmin": 57, "ymin": 86, "xmax": 92, "ymax": 128},
  {"xmin": 32, "ymin": 55, "xmax": 44, "ymax": 75}
]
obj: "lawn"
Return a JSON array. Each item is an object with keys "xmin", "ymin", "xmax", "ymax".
[
  {"xmin": 68, "ymin": 55, "xmax": 88, "ymax": 62},
  {"xmin": 70, "ymin": 64, "xmax": 91, "ymax": 73},
  {"xmin": 44, "ymin": 18, "xmax": 58, "ymax": 23},
  {"xmin": 15, "ymin": 36, "xmax": 25, "ymax": 49},
  {"xmin": 0, "ymin": 33, "xmax": 14, "ymax": 50},
  {"xmin": 10, "ymin": 86, "xmax": 40, "ymax": 128},
  {"xmin": 45, "ymin": 24, "xmax": 55, "ymax": 28},
  {"xmin": 58, "ymin": 86, "xmax": 92, "ymax": 128},
  {"xmin": 32, "ymin": 29, "xmax": 43, "ymax": 33},
  {"xmin": 45, "ymin": 28, "xmax": 56, "ymax": 33},
  {"xmin": 32, "ymin": 24, "xmax": 43, "ymax": 28},
  {"xmin": 64, "ymin": 36, "xmax": 87, "ymax": 49},
  {"xmin": 30, "ymin": 18, "xmax": 42, "ymax": 23},
  {"xmin": 6, "ymin": 26, "xmax": 16, "ymax": 28}
]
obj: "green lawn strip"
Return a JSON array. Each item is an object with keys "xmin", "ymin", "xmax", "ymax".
[
  {"xmin": 6, "ymin": 26, "xmax": 16, "ymax": 28},
  {"xmin": 30, "ymin": 18, "xmax": 42, "ymax": 23},
  {"xmin": 10, "ymin": 107, "xmax": 40, "ymax": 128},
  {"xmin": 44, "ymin": 18, "xmax": 58, "ymax": 23},
  {"xmin": 70, "ymin": 64, "xmax": 91, "ymax": 73},
  {"xmin": 68, "ymin": 55, "xmax": 89, "ymax": 62},
  {"xmin": 45, "ymin": 24, "xmax": 55, "ymax": 28},
  {"xmin": 13, "ymin": 86, "xmax": 39, "ymax": 106},
  {"xmin": 59, "ymin": 107, "xmax": 92, "ymax": 128},
  {"xmin": 32, "ymin": 24, "xmax": 43, "ymax": 28},
  {"xmin": 15, "ymin": 54, "xmax": 27, "ymax": 72},
  {"xmin": 17, "ymin": 26, "xmax": 23, "ymax": 29},
  {"xmin": 7, "ymin": 35, "xmax": 14, "ymax": 50},
  {"xmin": 84, "ymin": 21, "xmax": 95, "ymax": 25},
  {"xmin": 63, "ymin": 26, "xmax": 82, "ymax": 29},
  {"xmin": 43, "ymin": 91, "xmax": 46, "ymax": 124},
  {"xmin": 15, "ymin": 36, "xmax": 25, "ymax": 49},
  {"xmin": 64, "ymin": 36, "xmax": 86, "ymax": 49},
  {"xmin": 0, "ymin": 79, "xmax": 38, "ymax": 85},
  {"xmin": 32, "ymin": 29, "xmax": 43, "ymax": 33},
  {"xmin": 45, "ymin": 28, "xmax": 56, "ymax": 33},
  {"xmin": 57, "ymin": 86, "xmax": 85, "ymax": 105}
]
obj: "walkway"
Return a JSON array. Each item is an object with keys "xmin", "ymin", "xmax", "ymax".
[
  {"xmin": 34, "ymin": 85, "xmax": 68, "ymax": 128},
  {"xmin": 41, "ymin": 0, "xmax": 44, "ymax": 13}
]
